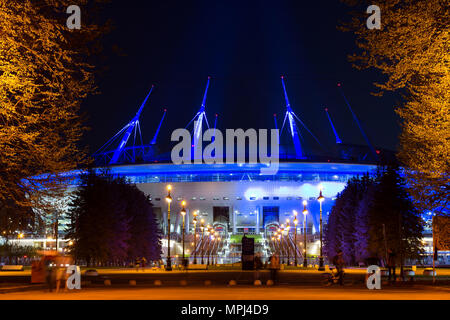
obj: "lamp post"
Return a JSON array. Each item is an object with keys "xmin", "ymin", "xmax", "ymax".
[
  {"xmin": 275, "ymin": 230, "xmax": 279, "ymax": 257},
  {"xmin": 193, "ymin": 211, "xmax": 198, "ymax": 264},
  {"xmin": 277, "ymin": 233, "xmax": 283, "ymax": 259},
  {"xmin": 200, "ymin": 219, "xmax": 205, "ymax": 264},
  {"xmin": 216, "ymin": 234, "xmax": 221, "ymax": 264},
  {"xmin": 209, "ymin": 233, "xmax": 216, "ymax": 264},
  {"xmin": 206, "ymin": 225, "xmax": 211, "ymax": 265},
  {"xmin": 180, "ymin": 200, "xmax": 187, "ymax": 266},
  {"xmin": 302, "ymin": 200, "xmax": 308, "ymax": 268},
  {"xmin": 214, "ymin": 232, "xmax": 219, "ymax": 265},
  {"xmin": 275, "ymin": 233, "xmax": 279, "ymax": 255},
  {"xmin": 280, "ymin": 225, "xmax": 285, "ymax": 264},
  {"xmin": 318, "ymin": 187, "xmax": 325, "ymax": 271},
  {"xmin": 165, "ymin": 185, "xmax": 173, "ymax": 271},
  {"xmin": 293, "ymin": 211, "xmax": 298, "ymax": 267},
  {"xmin": 286, "ymin": 219, "xmax": 291, "ymax": 265}
]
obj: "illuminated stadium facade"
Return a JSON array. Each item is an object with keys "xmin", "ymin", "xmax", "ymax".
[
  {"xmin": 16, "ymin": 76, "xmax": 443, "ymax": 265},
  {"xmin": 80, "ymin": 76, "xmax": 390, "ymax": 263}
]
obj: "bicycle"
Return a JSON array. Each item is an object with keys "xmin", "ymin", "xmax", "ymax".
[{"xmin": 321, "ymin": 268, "xmax": 353, "ymax": 286}]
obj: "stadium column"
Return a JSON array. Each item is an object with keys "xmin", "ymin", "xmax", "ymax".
[{"xmin": 233, "ymin": 208, "xmax": 237, "ymax": 234}]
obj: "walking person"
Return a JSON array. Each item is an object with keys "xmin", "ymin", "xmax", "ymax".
[
  {"xmin": 254, "ymin": 253, "xmax": 263, "ymax": 282},
  {"xmin": 269, "ymin": 254, "xmax": 280, "ymax": 284},
  {"xmin": 141, "ymin": 257, "xmax": 147, "ymax": 271},
  {"xmin": 332, "ymin": 250, "xmax": 345, "ymax": 286},
  {"xmin": 45, "ymin": 257, "xmax": 56, "ymax": 292},
  {"xmin": 135, "ymin": 257, "xmax": 141, "ymax": 272},
  {"xmin": 387, "ymin": 249, "xmax": 397, "ymax": 283}
]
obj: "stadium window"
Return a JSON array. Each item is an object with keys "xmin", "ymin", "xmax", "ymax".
[
  {"xmin": 309, "ymin": 197, "xmax": 315, "ymax": 201},
  {"xmin": 155, "ymin": 198, "xmax": 161, "ymax": 201},
  {"xmin": 263, "ymin": 196, "xmax": 270, "ymax": 200},
  {"xmin": 191, "ymin": 197, "xmax": 197, "ymax": 200},
  {"xmin": 273, "ymin": 197, "xmax": 279, "ymax": 200},
  {"xmin": 213, "ymin": 197, "xmax": 220, "ymax": 200},
  {"xmin": 200, "ymin": 197, "xmax": 206, "ymax": 200},
  {"xmin": 286, "ymin": 197, "xmax": 292, "ymax": 200},
  {"xmin": 236, "ymin": 197, "xmax": 242, "ymax": 200},
  {"xmin": 223, "ymin": 197, "xmax": 229, "ymax": 200},
  {"xmin": 177, "ymin": 197, "xmax": 183, "ymax": 201},
  {"xmin": 249, "ymin": 197, "xmax": 257, "ymax": 201},
  {"xmin": 296, "ymin": 197, "xmax": 302, "ymax": 200}
]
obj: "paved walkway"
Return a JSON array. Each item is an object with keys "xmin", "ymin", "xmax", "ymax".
[{"xmin": 0, "ymin": 285, "xmax": 449, "ymax": 300}]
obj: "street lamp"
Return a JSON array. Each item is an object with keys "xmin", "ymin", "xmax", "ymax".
[
  {"xmin": 216, "ymin": 234, "xmax": 221, "ymax": 265},
  {"xmin": 165, "ymin": 185, "xmax": 173, "ymax": 271},
  {"xmin": 193, "ymin": 211, "xmax": 198, "ymax": 264},
  {"xmin": 277, "ymin": 234, "xmax": 281, "ymax": 258},
  {"xmin": 318, "ymin": 186, "xmax": 325, "ymax": 271},
  {"xmin": 275, "ymin": 228, "xmax": 281, "ymax": 259},
  {"xmin": 180, "ymin": 200, "xmax": 187, "ymax": 266},
  {"xmin": 302, "ymin": 200, "xmax": 308, "ymax": 268},
  {"xmin": 206, "ymin": 226, "xmax": 211, "ymax": 265},
  {"xmin": 214, "ymin": 232, "xmax": 219, "ymax": 265},
  {"xmin": 200, "ymin": 219, "xmax": 205, "ymax": 264},
  {"xmin": 286, "ymin": 219, "xmax": 291, "ymax": 265},
  {"xmin": 280, "ymin": 224, "xmax": 285, "ymax": 264},
  {"xmin": 293, "ymin": 210, "xmax": 298, "ymax": 267},
  {"xmin": 210, "ymin": 234, "xmax": 215, "ymax": 265}
]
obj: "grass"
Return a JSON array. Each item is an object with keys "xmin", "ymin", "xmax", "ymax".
[{"xmin": 229, "ymin": 234, "xmax": 263, "ymax": 244}]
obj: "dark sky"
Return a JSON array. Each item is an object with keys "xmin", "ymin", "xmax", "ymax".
[{"xmin": 81, "ymin": 0, "xmax": 400, "ymax": 155}]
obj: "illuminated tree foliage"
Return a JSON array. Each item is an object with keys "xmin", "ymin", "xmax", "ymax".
[
  {"xmin": 0, "ymin": 1, "xmax": 106, "ymax": 211},
  {"xmin": 341, "ymin": 0, "xmax": 449, "ymax": 215}
]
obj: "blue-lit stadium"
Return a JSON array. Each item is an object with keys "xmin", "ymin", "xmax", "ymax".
[{"xmin": 11, "ymin": 77, "xmax": 441, "ymax": 265}]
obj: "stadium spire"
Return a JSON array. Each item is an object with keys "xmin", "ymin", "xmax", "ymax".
[
  {"xmin": 337, "ymin": 83, "xmax": 378, "ymax": 159},
  {"xmin": 280, "ymin": 76, "xmax": 321, "ymax": 160},
  {"xmin": 324, "ymin": 107, "xmax": 342, "ymax": 144},
  {"xmin": 108, "ymin": 85, "xmax": 154, "ymax": 164},
  {"xmin": 185, "ymin": 77, "xmax": 211, "ymax": 158},
  {"xmin": 150, "ymin": 108, "xmax": 167, "ymax": 145}
]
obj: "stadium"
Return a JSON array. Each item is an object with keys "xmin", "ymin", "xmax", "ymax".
[{"xmin": 10, "ymin": 76, "xmax": 440, "ymax": 265}]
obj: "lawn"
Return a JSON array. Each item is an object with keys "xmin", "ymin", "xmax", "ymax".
[{"xmin": 229, "ymin": 234, "xmax": 263, "ymax": 244}]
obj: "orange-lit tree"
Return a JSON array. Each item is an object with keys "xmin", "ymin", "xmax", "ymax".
[
  {"xmin": 0, "ymin": 1, "xmax": 107, "ymax": 216},
  {"xmin": 341, "ymin": 0, "xmax": 449, "ymax": 214}
]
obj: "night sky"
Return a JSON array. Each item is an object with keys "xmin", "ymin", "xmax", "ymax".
[{"xmin": 81, "ymin": 1, "xmax": 400, "ymax": 156}]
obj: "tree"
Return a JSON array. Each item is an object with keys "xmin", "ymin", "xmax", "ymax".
[
  {"xmin": 0, "ymin": 1, "xmax": 107, "ymax": 214},
  {"xmin": 367, "ymin": 166, "xmax": 424, "ymax": 269},
  {"xmin": 66, "ymin": 171, "xmax": 161, "ymax": 266},
  {"xmin": 324, "ymin": 174, "xmax": 373, "ymax": 265},
  {"xmin": 325, "ymin": 167, "xmax": 423, "ymax": 266},
  {"xmin": 341, "ymin": 0, "xmax": 450, "ymax": 214},
  {"xmin": 353, "ymin": 179, "xmax": 376, "ymax": 264}
]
